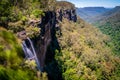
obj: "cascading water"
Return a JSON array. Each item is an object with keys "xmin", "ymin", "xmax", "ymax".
[
  {"xmin": 22, "ymin": 37, "xmax": 41, "ymax": 71},
  {"xmin": 27, "ymin": 37, "xmax": 41, "ymax": 70},
  {"xmin": 22, "ymin": 41, "xmax": 34, "ymax": 59}
]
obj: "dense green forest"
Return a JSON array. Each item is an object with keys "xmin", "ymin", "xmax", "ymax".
[
  {"xmin": 54, "ymin": 18, "xmax": 120, "ymax": 80},
  {"xmin": 0, "ymin": 0, "xmax": 120, "ymax": 80},
  {"xmin": 93, "ymin": 7, "xmax": 120, "ymax": 55},
  {"xmin": 97, "ymin": 21, "xmax": 120, "ymax": 55}
]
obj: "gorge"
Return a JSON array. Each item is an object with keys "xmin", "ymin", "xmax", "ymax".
[
  {"xmin": 19, "ymin": 8, "xmax": 77, "ymax": 71},
  {"xmin": 0, "ymin": 0, "xmax": 120, "ymax": 80}
]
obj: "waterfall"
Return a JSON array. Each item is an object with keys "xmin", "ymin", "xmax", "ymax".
[
  {"xmin": 22, "ymin": 41, "xmax": 34, "ymax": 59},
  {"xmin": 22, "ymin": 38, "xmax": 41, "ymax": 71},
  {"xmin": 27, "ymin": 37, "xmax": 41, "ymax": 70}
]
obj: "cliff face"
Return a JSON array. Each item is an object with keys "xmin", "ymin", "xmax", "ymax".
[
  {"xmin": 34, "ymin": 11, "xmax": 56, "ymax": 70},
  {"xmin": 56, "ymin": 9, "xmax": 77, "ymax": 22},
  {"xmin": 32, "ymin": 9, "xmax": 77, "ymax": 70}
]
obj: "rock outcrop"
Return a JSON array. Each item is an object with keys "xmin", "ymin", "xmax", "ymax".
[{"xmin": 56, "ymin": 9, "xmax": 77, "ymax": 22}]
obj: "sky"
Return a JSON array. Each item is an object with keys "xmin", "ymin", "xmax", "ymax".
[{"xmin": 57, "ymin": 0, "xmax": 120, "ymax": 8}]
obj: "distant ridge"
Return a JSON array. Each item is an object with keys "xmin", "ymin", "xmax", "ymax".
[
  {"xmin": 76, "ymin": 7, "xmax": 111, "ymax": 23},
  {"xmin": 93, "ymin": 6, "xmax": 120, "ymax": 54},
  {"xmin": 94, "ymin": 6, "xmax": 120, "ymax": 22}
]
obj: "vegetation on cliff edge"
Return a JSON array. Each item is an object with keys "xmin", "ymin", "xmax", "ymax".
[{"xmin": 54, "ymin": 18, "xmax": 120, "ymax": 80}]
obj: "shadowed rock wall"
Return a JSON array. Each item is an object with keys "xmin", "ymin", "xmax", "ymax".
[{"xmin": 31, "ymin": 9, "xmax": 77, "ymax": 71}]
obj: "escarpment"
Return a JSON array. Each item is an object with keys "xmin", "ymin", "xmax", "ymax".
[
  {"xmin": 17, "ymin": 4, "xmax": 77, "ymax": 71},
  {"xmin": 34, "ymin": 8, "xmax": 77, "ymax": 70}
]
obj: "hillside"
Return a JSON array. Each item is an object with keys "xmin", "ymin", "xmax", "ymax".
[
  {"xmin": 93, "ymin": 6, "xmax": 120, "ymax": 55},
  {"xmin": 52, "ymin": 18, "xmax": 120, "ymax": 80},
  {"xmin": 76, "ymin": 7, "xmax": 111, "ymax": 23}
]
